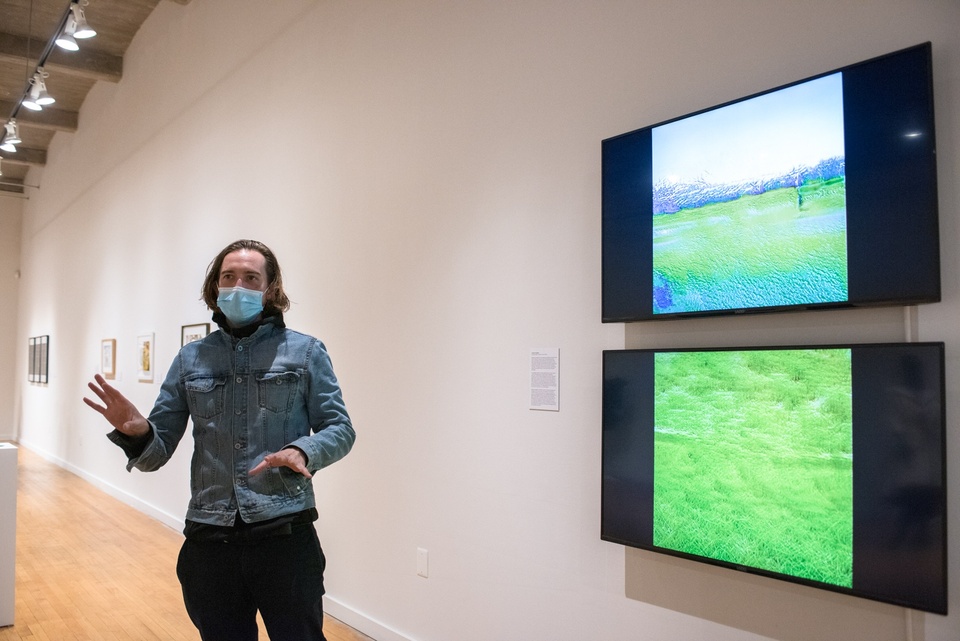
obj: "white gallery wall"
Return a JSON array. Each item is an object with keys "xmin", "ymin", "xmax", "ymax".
[{"xmin": 10, "ymin": 1, "xmax": 960, "ymax": 640}]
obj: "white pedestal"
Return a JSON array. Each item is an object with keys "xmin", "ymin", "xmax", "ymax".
[{"xmin": 0, "ymin": 443, "xmax": 16, "ymax": 627}]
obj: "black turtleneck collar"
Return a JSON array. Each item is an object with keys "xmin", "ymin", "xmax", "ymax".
[{"xmin": 212, "ymin": 311, "xmax": 286, "ymax": 339}]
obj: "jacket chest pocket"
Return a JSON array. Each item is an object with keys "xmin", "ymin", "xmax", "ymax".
[
  {"xmin": 257, "ymin": 371, "xmax": 301, "ymax": 412},
  {"xmin": 185, "ymin": 376, "xmax": 226, "ymax": 419}
]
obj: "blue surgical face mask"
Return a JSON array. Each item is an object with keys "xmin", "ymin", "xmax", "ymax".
[{"xmin": 217, "ymin": 285, "xmax": 264, "ymax": 326}]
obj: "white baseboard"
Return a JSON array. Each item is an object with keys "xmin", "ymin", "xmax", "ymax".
[{"xmin": 324, "ymin": 596, "xmax": 415, "ymax": 641}]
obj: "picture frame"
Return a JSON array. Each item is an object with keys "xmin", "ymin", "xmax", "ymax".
[
  {"xmin": 28, "ymin": 335, "xmax": 49, "ymax": 384},
  {"xmin": 137, "ymin": 333, "xmax": 155, "ymax": 383},
  {"xmin": 27, "ymin": 338, "xmax": 35, "ymax": 383},
  {"xmin": 181, "ymin": 323, "xmax": 210, "ymax": 347},
  {"xmin": 101, "ymin": 338, "xmax": 117, "ymax": 380}
]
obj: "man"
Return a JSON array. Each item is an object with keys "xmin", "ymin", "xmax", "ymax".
[{"xmin": 84, "ymin": 239, "xmax": 355, "ymax": 641}]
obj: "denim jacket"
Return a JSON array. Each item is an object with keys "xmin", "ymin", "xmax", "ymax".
[{"xmin": 109, "ymin": 316, "xmax": 354, "ymax": 526}]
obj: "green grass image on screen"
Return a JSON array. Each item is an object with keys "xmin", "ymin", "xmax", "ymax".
[
  {"xmin": 653, "ymin": 348, "xmax": 853, "ymax": 587},
  {"xmin": 652, "ymin": 178, "xmax": 848, "ymax": 314}
]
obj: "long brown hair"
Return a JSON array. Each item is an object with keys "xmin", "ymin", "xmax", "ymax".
[{"xmin": 201, "ymin": 240, "xmax": 291, "ymax": 314}]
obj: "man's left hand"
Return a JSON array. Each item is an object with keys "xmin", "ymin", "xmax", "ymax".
[{"xmin": 249, "ymin": 448, "xmax": 312, "ymax": 478}]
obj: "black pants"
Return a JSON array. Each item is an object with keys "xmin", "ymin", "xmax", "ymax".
[{"xmin": 176, "ymin": 522, "xmax": 327, "ymax": 641}]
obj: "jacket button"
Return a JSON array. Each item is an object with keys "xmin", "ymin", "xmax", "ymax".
[
  {"xmin": 236, "ymin": 377, "xmax": 243, "ymax": 383},
  {"xmin": 234, "ymin": 443, "xmax": 242, "ymax": 450}
]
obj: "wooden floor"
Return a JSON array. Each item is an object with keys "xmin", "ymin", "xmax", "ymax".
[{"xmin": 0, "ymin": 447, "xmax": 373, "ymax": 641}]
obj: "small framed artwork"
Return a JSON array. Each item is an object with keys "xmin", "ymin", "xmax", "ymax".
[
  {"xmin": 181, "ymin": 323, "xmax": 210, "ymax": 347},
  {"xmin": 137, "ymin": 333, "xmax": 155, "ymax": 383},
  {"xmin": 28, "ymin": 335, "xmax": 49, "ymax": 384},
  {"xmin": 27, "ymin": 337, "xmax": 35, "ymax": 383},
  {"xmin": 101, "ymin": 339, "xmax": 117, "ymax": 379}
]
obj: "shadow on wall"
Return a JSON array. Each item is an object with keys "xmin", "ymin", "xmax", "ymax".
[{"xmin": 624, "ymin": 548, "xmax": 922, "ymax": 641}]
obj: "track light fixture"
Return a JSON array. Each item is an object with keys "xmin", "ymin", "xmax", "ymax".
[
  {"xmin": 22, "ymin": 89, "xmax": 44, "ymax": 112},
  {"xmin": 56, "ymin": 0, "xmax": 96, "ymax": 50},
  {"xmin": 4, "ymin": 121, "xmax": 22, "ymax": 145},
  {"xmin": 55, "ymin": 30, "xmax": 78, "ymax": 51},
  {"xmin": 3, "ymin": 118, "xmax": 23, "ymax": 146},
  {"xmin": 22, "ymin": 69, "xmax": 56, "ymax": 111},
  {"xmin": 21, "ymin": 89, "xmax": 41, "ymax": 112},
  {"xmin": 1, "ymin": 120, "xmax": 21, "ymax": 152},
  {"xmin": 71, "ymin": 2, "xmax": 97, "ymax": 39}
]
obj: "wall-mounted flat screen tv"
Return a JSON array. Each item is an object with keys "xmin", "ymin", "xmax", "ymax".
[
  {"xmin": 602, "ymin": 43, "xmax": 940, "ymax": 322},
  {"xmin": 601, "ymin": 342, "xmax": 946, "ymax": 613}
]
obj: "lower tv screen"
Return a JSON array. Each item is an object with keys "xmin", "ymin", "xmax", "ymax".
[{"xmin": 601, "ymin": 343, "xmax": 946, "ymax": 613}]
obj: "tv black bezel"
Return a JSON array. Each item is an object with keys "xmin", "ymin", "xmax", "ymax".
[
  {"xmin": 600, "ymin": 342, "xmax": 948, "ymax": 614},
  {"xmin": 601, "ymin": 42, "xmax": 940, "ymax": 323}
]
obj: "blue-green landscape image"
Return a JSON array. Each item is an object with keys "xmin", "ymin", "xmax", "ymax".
[
  {"xmin": 652, "ymin": 73, "xmax": 848, "ymax": 314},
  {"xmin": 653, "ymin": 349, "xmax": 854, "ymax": 587}
]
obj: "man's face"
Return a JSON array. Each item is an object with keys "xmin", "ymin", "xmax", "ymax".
[{"xmin": 219, "ymin": 249, "xmax": 268, "ymax": 296}]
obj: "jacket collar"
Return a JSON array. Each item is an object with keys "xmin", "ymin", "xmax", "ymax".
[{"xmin": 212, "ymin": 311, "xmax": 286, "ymax": 339}]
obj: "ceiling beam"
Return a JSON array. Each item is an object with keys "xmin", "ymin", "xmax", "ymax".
[
  {"xmin": 0, "ymin": 147, "xmax": 47, "ymax": 167},
  {"xmin": 0, "ymin": 31, "xmax": 123, "ymax": 83},
  {"xmin": 0, "ymin": 181, "xmax": 26, "ymax": 195},
  {"xmin": 0, "ymin": 101, "xmax": 78, "ymax": 132}
]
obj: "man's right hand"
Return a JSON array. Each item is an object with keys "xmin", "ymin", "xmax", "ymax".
[{"xmin": 83, "ymin": 374, "xmax": 150, "ymax": 437}]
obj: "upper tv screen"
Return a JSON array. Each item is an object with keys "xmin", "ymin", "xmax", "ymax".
[
  {"xmin": 602, "ymin": 43, "xmax": 940, "ymax": 322},
  {"xmin": 601, "ymin": 342, "xmax": 947, "ymax": 613}
]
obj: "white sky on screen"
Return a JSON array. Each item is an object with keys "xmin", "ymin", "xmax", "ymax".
[{"xmin": 652, "ymin": 73, "xmax": 845, "ymax": 186}]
